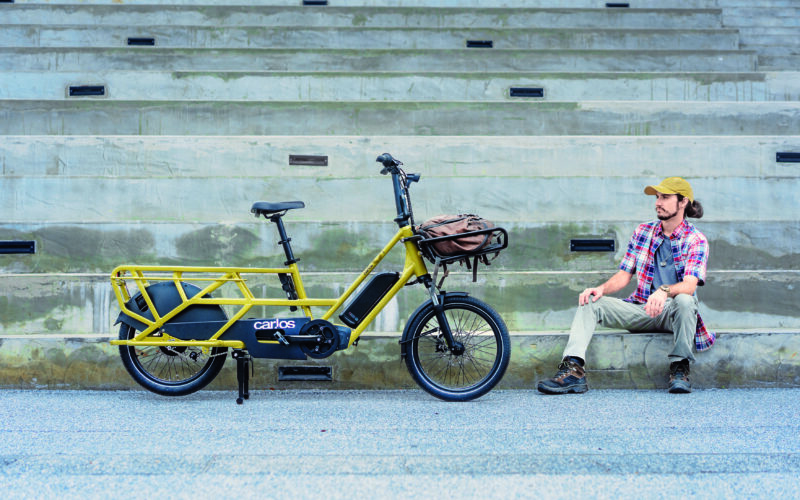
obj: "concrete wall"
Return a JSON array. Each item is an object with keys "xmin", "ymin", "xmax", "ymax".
[
  {"xmin": 0, "ymin": 1, "xmax": 798, "ymax": 388},
  {"xmin": 5, "ymin": 71, "xmax": 800, "ymax": 101}
]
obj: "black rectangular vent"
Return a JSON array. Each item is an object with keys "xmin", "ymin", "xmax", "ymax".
[
  {"xmin": 127, "ymin": 37, "xmax": 155, "ymax": 46},
  {"xmin": 510, "ymin": 87, "xmax": 545, "ymax": 98},
  {"xmin": 289, "ymin": 155, "xmax": 328, "ymax": 166},
  {"xmin": 776, "ymin": 152, "xmax": 800, "ymax": 163},
  {"xmin": 466, "ymin": 40, "xmax": 493, "ymax": 48},
  {"xmin": 69, "ymin": 85, "xmax": 105, "ymax": 97},
  {"xmin": 0, "ymin": 241, "xmax": 36, "ymax": 254},
  {"xmin": 278, "ymin": 366, "xmax": 333, "ymax": 381},
  {"xmin": 570, "ymin": 239, "xmax": 615, "ymax": 252},
  {"xmin": 303, "ymin": 0, "xmax": 328, "ymax": 5},
  {"xmin": 606, "ymin": 2, "xmax": 630, "ymax": 7}
]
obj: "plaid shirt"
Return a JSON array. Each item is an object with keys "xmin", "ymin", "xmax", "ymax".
[{"xmin": 619, "ymin": 219, "xmax": 715, "ymax": 351}]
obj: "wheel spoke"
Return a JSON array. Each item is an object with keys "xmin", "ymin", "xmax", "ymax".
[{"xmin": 123, "ymin": 327, "xmax": 222, "ymax": 385}]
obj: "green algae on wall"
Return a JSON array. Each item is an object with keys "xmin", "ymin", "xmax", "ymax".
[
  {"xmin": 0, "ymin": 226, "xmax": 156, "ymax": 273},
  {"xmin": 175, "ymin": 224, "xmax": 258, "ymax": 265}
]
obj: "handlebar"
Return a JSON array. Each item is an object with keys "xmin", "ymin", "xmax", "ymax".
[
  {"xmin": 376, "ymin": 152, "xmax": 403, "ymax": 175},
  {"xmin": 375, "ymin": 153, "xmax": 419, "ymax": 228}
]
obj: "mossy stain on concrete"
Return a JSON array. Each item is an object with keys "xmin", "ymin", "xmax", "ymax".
[
  {"xmin": 297, "ymin": 227, "xmax": 405, "ymax": 272},
  {"xmin": 710, "ymin": 240, "xmax": 800, "ymax": 271},
  {"xmin": 0, "ymin": 226, "xmax": 156, "ymax": 273},
  {"xmin": 504, "ymin": 223, "xmax": 618, "ymax": 270},
  {"xmin": 175, "ymin": 225, "xmax": 259, "ymax": 265}
]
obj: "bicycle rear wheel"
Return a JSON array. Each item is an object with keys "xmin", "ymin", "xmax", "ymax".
[
  {"xmin": 403, "ymin": 295, "xmax": 510, "ymax": 401},
  {"xmin": 118, "ymin": 324, "xmax": 228, "ymax": 396}
]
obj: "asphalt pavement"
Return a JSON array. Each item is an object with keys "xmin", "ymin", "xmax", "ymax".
[{"xmin": 1, "ymin": 388, "xmax": 798, "ymax": 499}]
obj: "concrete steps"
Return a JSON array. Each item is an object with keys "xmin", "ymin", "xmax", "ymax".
[
  {"xmin": 2, "ymin": 217, "xmax": 797, "ymax": 274},
  {"xmin": 718, "ymin": 3, "xmax": 800, "ymax": 70},
  {"xmin": 723, "ymin": 7, "xmax": 800, "ymax": 28},
  {"xmin": 737, "ymin": 28, "xmax": 800, "ymax": 55},
  {"xmin": 0, "ymin": 6, "xmax": 725, "ymax": 29},
  {"xmin": 1, "ymin": 270, "xmax": 798, "ymax": 336},
  {"xmin": 1, "ymin": 0, "xmax": 798, "ymax": 385},
  {"xmin": 1, "ymin": 330, "xmax": 798, "ymax": 390},
  {"xmin": 8, "ymin": 0, "xmax": 791, "ymax": 7},
  {"xmin": 5, "ymin": 0, "xmax": 725, "ymax": 7},
  {"xmin": 4, "ymin": 171, "xmax": 800, "ymax": 222},
  {"xmin": 1, "ymin": 100, "xmax": 797, "ymax": 136},
  {"xmin": 2, "ymin": 135, "xmax": 796, "ymax": 179},
  {"xmin": 2, "ymin": 129, "xmax": 797, "ymax": 338},
  {"xmin": 4, "ymin": 71, "xmax": 797, "ymax": 102},
  {"xmin": 0, "ymin": 26, "xmax": 741, "ymax": 51},
  {"xmin": 759, "ymin": 55, "xmax": 800, "ymax": 71},
  {"xmin": 0, "ymin": 47, "xmax": 759, "ymax": 73}
]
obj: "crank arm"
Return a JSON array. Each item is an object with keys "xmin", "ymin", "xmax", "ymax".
[{"xmin": 282, "ymin": 334, "xmax": 327, "ymax": 343}]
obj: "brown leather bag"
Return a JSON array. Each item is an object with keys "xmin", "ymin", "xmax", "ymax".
[{"xmin": 417, "ymin": 214, "xmax": 495, "ymax": 256}]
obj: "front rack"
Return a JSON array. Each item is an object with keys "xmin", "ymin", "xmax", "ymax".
[{"xmin": 416, "ymin": 227, "xmax": 509, "ymax": 265}]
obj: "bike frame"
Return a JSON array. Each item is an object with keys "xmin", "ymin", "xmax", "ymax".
[{"xmin": 109, "ymin": 224, "xmax": 430, "ymax": 349}]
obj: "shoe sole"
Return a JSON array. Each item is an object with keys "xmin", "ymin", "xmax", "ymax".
[
  {"xmin": 668, "ymin": 383, "xmax": 692, "ymax": 394},
  {"xmin": 537, "ymin": 382, "xmax": 588, "ymax": 395}
]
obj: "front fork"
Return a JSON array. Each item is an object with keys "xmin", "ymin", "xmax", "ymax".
[{"xmin": 425, "ymin": 279, "xmax": 465, "ymax": 355}]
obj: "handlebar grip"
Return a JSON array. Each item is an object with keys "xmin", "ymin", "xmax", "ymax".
[
  {"xmin": 376, "ymin": 153, "xmax": 403, "ymax": 174},
  {"xmin": 376, "ymin": 153, "xmax": 396, "ymax": 167}
]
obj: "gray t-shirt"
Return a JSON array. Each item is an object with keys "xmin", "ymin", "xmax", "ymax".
[{"xmin": 652, "ymin": 239, "xmax": 679, "ymax": 290}]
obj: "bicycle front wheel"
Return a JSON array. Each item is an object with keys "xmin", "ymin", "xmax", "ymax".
[
  {"xmin": 118, "ymin": 324, "xmax": 228, "ymax": 396},
  {"xmin": 403, "ymin": 295, "xmax": 510, "ymax": 402}
]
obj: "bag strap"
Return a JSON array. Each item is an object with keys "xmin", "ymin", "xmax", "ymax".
[
  {"xmin": 418, "ymin": 215, "xmax": 471, "ymax": 231},
  {"xmin": 432, "ymin": 238, "xmax": 501, "ymax": 285},
  {"xmin": 467, "ymin": 252, "xmax": 497, "ymax": 282},
  {"xmin": 432, "ymin": 257, "xmax": 450, "ymax": 289}
]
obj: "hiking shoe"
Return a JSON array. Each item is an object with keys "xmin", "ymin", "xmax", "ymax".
[
  {"xmin": 537, "ymin": 357, "xmax": 588, "ymax": 395},
  {"xmin": 668, "ymin": 360, "xmax": 692, "ymax": 394}
]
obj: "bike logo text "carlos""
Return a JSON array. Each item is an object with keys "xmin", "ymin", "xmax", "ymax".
[{"xmin": 254, "ymin": 319, "xmax": 296, "ymax": 330}]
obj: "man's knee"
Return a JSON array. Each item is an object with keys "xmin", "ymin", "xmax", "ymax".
[
  {"xmin": 670, "ymin": 294, "xmax": 698, "ymax": 316},
  {"xmin": 672, "ymin": 293, "xmax": 696, "ymax": 309},
  {"xmin": 575, "ymin": 296, "xmax": 611, "ymax": 315},
  {"xmin": 575, "ymin": 296, "xmax": 625, "ymax": 327},
  {"xmin": 581, "ymin": 295, "xmax": 614, "ymax": 310}
]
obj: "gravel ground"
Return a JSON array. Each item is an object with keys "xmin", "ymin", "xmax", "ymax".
[{"xmin": 1, "ymin": 388, "xmax": 798, "ymax": 499}]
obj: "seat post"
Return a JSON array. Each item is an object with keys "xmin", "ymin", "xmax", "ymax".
[{"xmin": 269, "ymin": 214, "xmax": 298, "ymax": 265}]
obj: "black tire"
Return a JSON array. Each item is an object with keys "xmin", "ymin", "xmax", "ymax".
[
  {"xmin": 403, "ymin": 295, "xmax": 510, "ymax": 402},
  {"xmin": 118, "ymin": 324, "xmax": 228, "ymax": 396}
]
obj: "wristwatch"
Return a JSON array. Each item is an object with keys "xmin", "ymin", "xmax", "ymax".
[{"xmin": 659, "ymin": 285, "xmax": 671, "ymax": 295}]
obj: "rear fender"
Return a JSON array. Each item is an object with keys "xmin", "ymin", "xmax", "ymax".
[{"xmin": 115, "ymin": 281, "xmax": 227, "ymax": 332}]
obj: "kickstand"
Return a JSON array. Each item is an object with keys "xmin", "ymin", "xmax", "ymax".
[{"xmin": 232, "ymin": 350, "xmax": 253, "ymax": 404}]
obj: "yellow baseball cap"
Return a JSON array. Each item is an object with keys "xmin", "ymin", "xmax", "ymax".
[{"xmin": 644, "ymin": 177, "xmax": 694, "ymax": 202}]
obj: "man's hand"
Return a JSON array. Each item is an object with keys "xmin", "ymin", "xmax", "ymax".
[
  {"xmin": 579, "ymin": 286, "xmax": 605, "ymax": 306},
  {"xmin": 578, "ymin": 270, "xmax": 633, "ymax": 306},
  {"xmin": 645, "ymin": 289, "xmax": 668, "ymax": 317}
]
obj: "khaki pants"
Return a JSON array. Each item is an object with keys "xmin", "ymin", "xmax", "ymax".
[{"xmin": 563, "ymin": 295, "xmax": 698, "ymax": 363}]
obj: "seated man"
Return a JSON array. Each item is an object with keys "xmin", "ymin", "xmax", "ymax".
[{"xmin": 538, "ymin": 177, "xmax": 713, "ymax": 395}]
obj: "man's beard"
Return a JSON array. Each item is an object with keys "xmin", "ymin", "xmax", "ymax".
[{"xmin": 657, "ymin": 208, "xmax": 680, "ymax": 221}]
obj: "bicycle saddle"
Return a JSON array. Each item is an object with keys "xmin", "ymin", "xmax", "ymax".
[{"xmin": 251, "ymin": 201, "xmax": 305, "ymax": 217}]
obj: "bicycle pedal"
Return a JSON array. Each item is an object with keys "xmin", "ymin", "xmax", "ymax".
[{"xmin": 273, "ymin": 331, "xmax": 290, "ymax": 345}]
